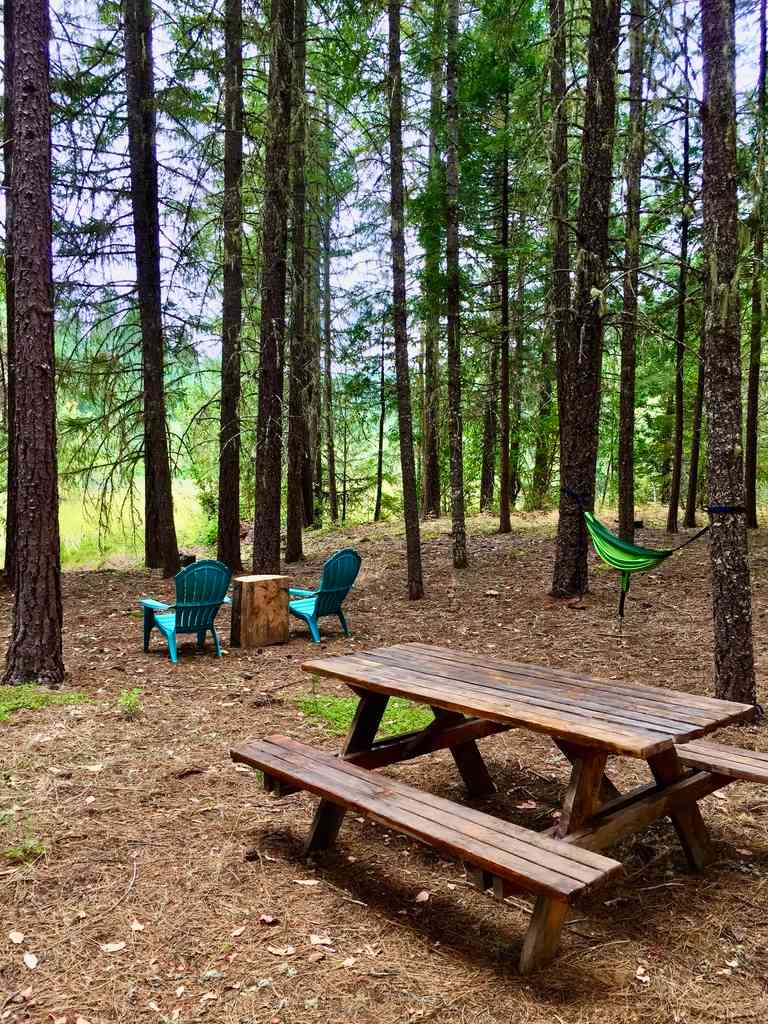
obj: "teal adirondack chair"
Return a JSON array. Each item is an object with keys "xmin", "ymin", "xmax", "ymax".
[
  {"xmin": 140, "ymin": 560, "xmax": 232, "ymax": 663},
  {"xmin": 289, "ymin": 548, "xmax": 361, "ymax": 643}
]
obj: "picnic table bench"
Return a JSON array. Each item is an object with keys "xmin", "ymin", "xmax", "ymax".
[{"xmin": 231, "ymin": 643, "xmax": 761, "ymax": 973}]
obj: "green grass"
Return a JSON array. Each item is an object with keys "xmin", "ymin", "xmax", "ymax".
[
  {"xmin": 116, "ymin": 687, "xmax": 143, "ymax": 719},
  {"xmin": 2, "ymin": 835, "xmax": 46, "ymax": 864},
  {"xmin": 298, "ymin": 694, "xmax": 433, "ymax": 737},
  {"xmin": 0, "ymin": 684, "xmax": 91, "ymax": 723}
]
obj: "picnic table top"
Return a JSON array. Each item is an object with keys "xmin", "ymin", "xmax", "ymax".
[{"xmin": 302, "ymin": 642, "xmax": 756, "ymax": 758}]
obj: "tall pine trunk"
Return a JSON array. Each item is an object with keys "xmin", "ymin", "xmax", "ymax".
[
  {"xmin": 217, "ymin": 0, "xmax": 243, "ymax": 572},
  {"xmin": 509, "ymin": 257, "xmax": 525, "ymax": 506},
  {"xmin": 498, "ymin": 133, "xmax": 511, "ymax": 533},
  {"xmin": 683, "ymin": 319, "xmax": 706, "ymax": 527},
  {"xmin": 478, "ymin": 312, "xmax": 498, "ymax": 512},
  {"xmin": 552, "ymin": 0, "xmax": 620, "ymax": 597},
  {"xmin": 285, "ymin": 0, "xmax": 308, "ymax": 564},
  {"xmin": 445, "ymin": 0, "xmax": 467, "ymax": 567},
  {"xmin": 700, "ymin": 0, "xmax": 756, "ymax": 703},
  {"xmin": 530, "ymin": 336, "xmax": 554, "ymax": 508},
  {"xmin": 322, "ymin": 214, "xmax": 338, "ymax": 522},
  {"xmin": 123, "ymin": 0, "xmax": 179, "ymax": 577},
  {"xmin": 421, "ymin": 0, "xmax": 444, "ymax": 520},
  {"xmin": 618, "ymin": 0, "xmax": 645, "ymax": 542},
  {"xmin": 252, "ymin": 0, "xmax": 293, "ymax": 573},
  {"xmin": 3, "ymin": 0, "xmax": 16, "ymax": 585},
  {"xmin": 746, "ymin": 0, "xmax": 767, "ymax": 529},
  {"xmin": 3, "ymin": 0, "xmax": 64, "ymax": 686},
  {"xmin": 388, "ymin": 0, "xmax": 424, "ymax": 599},
  {"xmin": 374, "ymin": 335, "xmax": 386, "ymax": 522},
  {"xmin": 667, "ymin": 10, "xmax": 690, "ymax": 534}
]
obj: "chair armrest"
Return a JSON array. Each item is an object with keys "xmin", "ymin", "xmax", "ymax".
[
  {"xmin": 288, "ymin": 588, "xmax": 316, "ymax": 598},
  {"xmin": 140, "ymin": 598, "xmax": 170, "ymax": 611}
]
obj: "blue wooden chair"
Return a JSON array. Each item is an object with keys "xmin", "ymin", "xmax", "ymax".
[
  {"xmin": 140, "ymin": 559, "xmax": 232, "ymax": 663},
  {"xmin": 289, "ymin": 548, "xmax": 361, "ymax": 643}
]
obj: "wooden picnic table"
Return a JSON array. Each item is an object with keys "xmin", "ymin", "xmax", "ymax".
[
  {"xmin": 300, "ymin": 642, "xmax": 756, "ymax": 866},
  {"xmin": 233, "ymin": 642, "xmax": 762, "ymax": 973}
]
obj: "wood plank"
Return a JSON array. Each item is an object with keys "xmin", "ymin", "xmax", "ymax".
[
  {"xmin": 399, "ymin": 643, "xmax": 755, "ymax": 719},
  {"xmin": 648, "ymin": 748, "xmax": 714, "ymax": 871},
  {"xmin": 232, "ymin": 736, "xmax": 623, "ymax": 895},
  {"xmin": 429, "ymin": 708, "xmax": 496, "ymax": 798},
  {"xmin": 557, "ymin": 771, "xmax": 729, "ymax": 852},
  {"xmin": 555, "ymin": 749, "xmax": 608, "ymax": 838},
  {"xmin": 676, "ymin": 740, "xmax": 768, "ymax": 784},
  {"xmin": 370, "ymin": 646, "xmax": 716, "ymax": 733},
  {"xmin": 555, "ymin": 739, "xmax": 621, "ymax": 802},
  {"xmin": 301, "ymin": 654, "xmax": 672, "ymax": 757},
  {"xmin": 231, "ymin": 575, "xmax": 290, "ymax": 647},
  {"xmin": 519, "ymin": 896, "xmax": 569, "ymax": 975},
  {"xmin": 366, "ymin": 647, "xmax": 704, "ymax": 737},
  {"xmin": 345, "ymin": 719, "xmax": 512, "ymax": 770}
]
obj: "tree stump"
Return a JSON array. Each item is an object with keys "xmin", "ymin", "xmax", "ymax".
[{"xmin": 230, "ymin": 575, "xmax": 290, "ymax": 648}]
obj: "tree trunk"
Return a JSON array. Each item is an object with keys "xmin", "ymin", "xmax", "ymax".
[
  {"xmin": 252, "ymin": 0, "xmax": 294, "ymax": 574},
  {"xmin": 746, "ymin": 0, "xmax": 767, "ymax": 529},
  {"xmin": 3, "ymin": 0, "xmax": 16, "ymax": 585},
  {"xmin": 374, "ymin": 336, "xmax": 386, "ymax": 522},
  {"xmin": 700, "ymin": 0, "xmax": 756, "ymax": 703},
  {"xmin": 498, "ymin": 133, "xmax": 512, "ymax": 533},
  {"xmin": 323, "ymin": 215, "xmax": 338, "ymax": 522},
  {"xmin": 478, "ymin": 313, "xmax": 498, "ymax": 512},
  {"xmin": 618, "ymin": 0, "xmax": 645, "ymax": 543},
  {"xmin": 388, "ymin": 0, "xmax": 425, "ymax": 599},
  {"xmin": 509, "ymin": 257, "xmax": 525, "ymax": 507},
  {"xmin": 421, "ymin": 0, "xmax": 444, "ymax": 520},
  {"xmin": 217, "ymin": 0, "xmax": 243, "ymax": 573},
  {"xmin": 123, "ymin": 0, "xmax": 179, "ymax": 577},
  {"xmin": 445, "ymin": 0, "xmax": 467, "ymax": 567},
  {"xmin": 551, "ymin": 0, "xmax": 620, "ymax": 597},
  {"xmin": 667, "ymin": 9, "xmax": 690, "ymax": 534},
  {"xmin": 548, "ymin": 0, "xmax": 571, "ymax": 533},
  {"xmin": 3, "ymin": 0, "xmax": 64, "ymax": 686},
  {"xmin": 683, "ymin": 318, "xmax": 706, "ymax": 528},
  {"xmin": 308, "ymin": 210, "xmax": 322, "ymax": 525},
  {"xmin": 285, "ymin": 0, "xmax": 308, "ymax": 564},
  {"xmin": 530, "ymin": 336, "xmax": 554, "ymax": 508}
]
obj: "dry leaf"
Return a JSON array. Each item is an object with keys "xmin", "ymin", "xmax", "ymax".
[
  {"xmin": 307, "ymin": 950, "xmax": 325, "ymax": 963},
  {"xmin": 414, "ymin": 890, "xmax": 430, "ymax": 903},
  {"xmin": 84, "ymin": 796, "xmax": 96, "ymax": 805},
  {"xmin": 310, "ymin": 933, "xmax": 332, "ymax": 946},
  {"xmin": 293, "ymin": 879, "xmax": 319, "ymax": 887},
  {"xmin": 259, "ymin": 914, "xmax": 278, "ymax": 926},
  {"xmin": 23, "ymin": 952, "xmax": 38, "ymax": 970},
  {"xmin": 200, "ymin": 992, "xmax": 218, "ymax": 1002},
  {"xmin": 231, "ymin": 926, "xmax": 246, "ymax": 937},
  {"xmin": 8, "ymin": 930, "xmax": 24, "ymax": 944},
  {"xmin": 76, "ymin": 1017, "xmax": 93, "ymax": 1024},
  {"xmin": 516, "ymin": 800, "xmax": 538, "ymax": 810},
  {"xmin": 341, "ymin": 956, "xmax": 356, "ymax": 968},
  {"xmin": 267, "ymin": 945, "xmax": 295, "ymax": 956},
  {"xmin": 175, "ymin": 985, "xmax": 186, "ymax": 998},
  {"xmin": 83, "ymin": 764, "xmax": 104, "ymax": 774},
  {"xmin": 130, "ymin": 920, "xmax": 144, "ymax": 932},
  {"xmin": 100, "ymin": 941, "xmax": 126, "ymax": 953},
  {"xmin": 52, "ymin": 1016, "xmax": 67, "ymax": 1024},
  {"xmin": 635, "ymin": 965, "xmax": 650, "ymax": 985}
]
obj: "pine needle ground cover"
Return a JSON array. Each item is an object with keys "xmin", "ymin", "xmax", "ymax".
[{"xmin": 1, "ymin": 517, "xmax": 767, "ymax": 1023}]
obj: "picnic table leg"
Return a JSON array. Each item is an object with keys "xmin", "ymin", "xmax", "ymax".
[
  {"xmin": 430, "ymin": 708, "xmax": 496, "ymax": 798},
  {"xmin": 554, "ymin": 745, "xmax": 608, "ymax": 838},
  {"xmin": 304, "ymin": 691, "xmax": 390, "ymax": 854},
  {"xmin": 519, "ymin": 896, "xmax": 569, "ymax": 975},
  {"xmin": 555, "ymin": 739, "xmax": 621, "ymax": 802},
  {"xmin": 647, "ymin": 747, "xmax": 714, "ymax": 871}
]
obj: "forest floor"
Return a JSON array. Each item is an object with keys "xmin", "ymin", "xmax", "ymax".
[{"xmin": 2, "ymin": 508, "xmax": 768, "ymax": 1024}]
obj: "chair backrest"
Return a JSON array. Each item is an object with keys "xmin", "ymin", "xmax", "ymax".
[
  {"xmin": 314, "ymin": 548, "xmax": 362, "ymax": 617},
  {"xmin": 174, "ymin": 559, "xmax": 232, "ymax": 632}
]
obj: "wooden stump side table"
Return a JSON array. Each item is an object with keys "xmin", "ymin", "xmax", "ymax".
[{"xmin": 230, "ymin": 574, "xmax": 291, "ymax": 648}]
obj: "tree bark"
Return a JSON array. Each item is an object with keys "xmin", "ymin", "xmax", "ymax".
[
  {"xmin": 667, "ymin": 7, "xmax": 690, "ymax": 534},
  {"xmin": 746, "ymin": 0, "xmax": 767, "ymax": 529},
  {"xmin": 285, "ymin": 0, "xmax": 308, "ymax": 564},
  {"xmin": 618, "ymin": 0, "xmax": 645, "ymax": 542},
  {"xmin": 683, "ymin": 315, "xmax": 706, "ymax": 527},
  {"xmin": 3, "ymin": 0, "xmax": 64, "ymax": 686},
  {"xmin": 217, "ymin": 0, "xmax": 243, "ymax": 573},
  {"xmin": 3, "ymin": 0, "xmax": 16, "ymax": 585},
  {"xmin": 123, "ymin": 0, "xmax": 179, "ymax": 577},
  {"xmin": 252, "ymin": 0, "xmax": 294, "ymax": 573},
  {"xmin": 388, "ymin": 0, "xmax": 424, "ymax": 599},
  {"xmin": 700, "ymin": 0, "xmax": 756, "ymax": 703},
  {"xmin": 497, "ymin": 132, "xmax": 512, "ymax": 532},
  {"xmin": 421, "ymin": 0, "xmax": 444, "ymax": 520},
  {"xmin": 374, "ymin": 335, "xmax": 386, "ymax": 522},
  {"xmin": 509, "ymin": 256, "xmax": 525, "ymax": 507},
  {"xmin": 551, "ymin": 0, "xmax": 620, "ymax": 597},
  {"xmin": 445, "ymin": 0, "xmax": 467, "ymax": 567},
  {"xmin": 530, "ymin": 336, "xmax": 554, "ymax": 508},
  {"xmin": 479, "ymin": 313, "xmax": 498, "ymax": 512},
  {"xmin": 322, "ymin": 214, "xmax": 338, "ymax": 522}
]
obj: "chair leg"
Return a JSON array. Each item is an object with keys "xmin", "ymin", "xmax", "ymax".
[
  {"xmin": 212, "ymin": 628, "xmax": 222, "ymax": 657},
  {"xmin": 166, "ymin": 632, "xmax": 178, "ymax": 664},
  {"xmin": 338, "ymin": 610, "xmax": 350, "ymax": 637},
  {"xmin": 143, "ymin": 609, "xmax": 154, "ymax": 652},
  {"xmin": 308, "ymin": 617, "xmax": 321, "ymax": 643}
]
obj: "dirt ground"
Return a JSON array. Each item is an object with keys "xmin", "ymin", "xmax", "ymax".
[{"xmin": 1, "ymin": 510, "xmax": 768, "ymax": 1024}]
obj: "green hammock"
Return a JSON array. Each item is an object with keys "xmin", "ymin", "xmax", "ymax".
[{"xmin": 583, "ymin": 511, "xmax": 675, "ymax": 621}]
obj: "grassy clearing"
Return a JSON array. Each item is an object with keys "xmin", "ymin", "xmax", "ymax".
[
  {"xmin": 0, "ymin": 684, "xmax": 91, "ymax": 723},
  {"xmin": 298, "ymin": 694, "xmax": 433, "ymax": 736}
]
